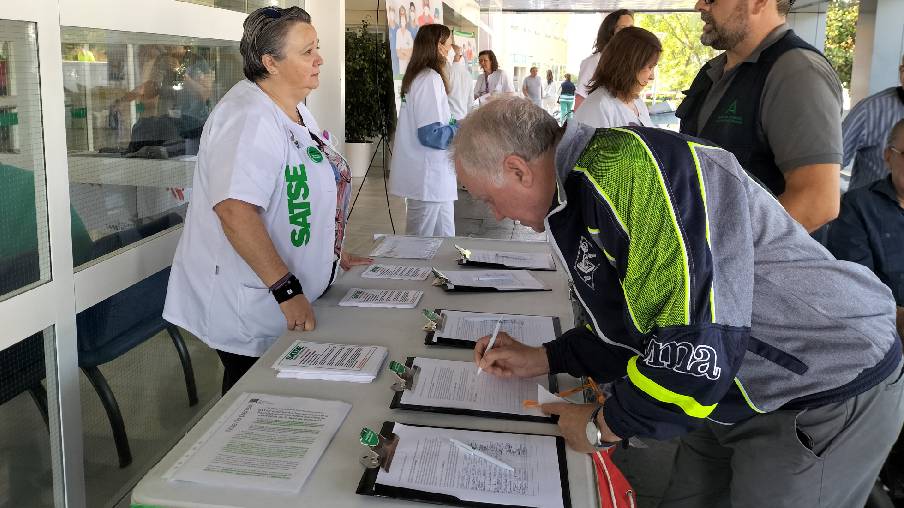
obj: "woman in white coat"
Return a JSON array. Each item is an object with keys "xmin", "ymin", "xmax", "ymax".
[
  {"xmin": 473, "ymin": 49, "xmax": 515, "ymax": 105},
  {"xmin": 573, "ymin": 27, "xmax": 660, "ymax": 129},
  {"xmin": 389, "ymin": 24, "xmax": 459, "ymax": 237},
  {"xmin": 163, "ymin": 6, "xmax": 371, "ymax": 394}
]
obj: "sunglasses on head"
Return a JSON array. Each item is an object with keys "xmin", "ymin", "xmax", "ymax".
[{"xmin": 261, "ymin": 6, "xmax": 282, "ymax": 19}]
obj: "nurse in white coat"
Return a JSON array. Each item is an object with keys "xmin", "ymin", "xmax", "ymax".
[
  {"xmin": 473, "ymin": 49, "xmax": 515, "ymax": 105},
  {"xmin": 389, "ymin": 24, "xmax": 459, "ymax": 237},
  {"xmin": 164, "ymin": 6, "xmax": 371, "ymax": 394}
]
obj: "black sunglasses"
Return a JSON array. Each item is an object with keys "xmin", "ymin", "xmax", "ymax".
[{"xmin": 261, "ymin": 6, "xmax": 282, "ymax": 19}]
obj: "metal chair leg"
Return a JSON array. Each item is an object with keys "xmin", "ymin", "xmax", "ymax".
[
  {"xmin": 81, "ymin": 366, "xmax": 132, "ymax": 468},
  {"xmin": 28, "ymin": 384, "xmax": 49, "ymax": 429},
  {"xmin": 167, "ymin": 326, "xmax": 199, "ymax": 407}
]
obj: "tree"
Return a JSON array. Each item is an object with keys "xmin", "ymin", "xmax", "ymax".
[
  {"xmin": 824, "ymin": 0, "xmax": 859, "ymax": 89},
  {"xmin": 635, "ymin": 13, "xmax": 717, "ymax": 98}
]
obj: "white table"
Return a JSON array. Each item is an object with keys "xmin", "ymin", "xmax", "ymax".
[{"xmin": 131, "ymin": 237, "xmax": 597, "ymax": 508}]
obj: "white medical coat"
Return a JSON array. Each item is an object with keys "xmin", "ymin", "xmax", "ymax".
[
  {"xmin": 164, "ymin": 80, "xmax": 337, "ymax": 357},
  {"xmin": 388, "ymin": 70, "xmax": 458, "ymax": 202}
]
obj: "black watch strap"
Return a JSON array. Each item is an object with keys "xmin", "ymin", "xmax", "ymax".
[{"xmin": 270, "ymin": 273, "xmax": 304, "ymax": 304}]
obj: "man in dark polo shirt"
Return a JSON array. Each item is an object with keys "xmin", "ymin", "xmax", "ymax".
[{"xmin": 677, "ymin": 0, "xmax": 843, "ymax": 234}]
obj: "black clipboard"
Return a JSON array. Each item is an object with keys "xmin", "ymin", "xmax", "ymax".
[
  {"xmin": 440, "ymin": 283, "xmax": 552, "ymax": 293},
  {"xmin": 424, "ymin": 309, "xmax": 562, "ymax": 348},
  {"xmin": 389, "ymin": 356, "xmax": 559, "ymax": 423},
  {"xmin": 356, "ymin": 421, "xmax": 572, "ymax": 508},
  {"xmin": 457, "ymin": 257, "xmax": 557, "ymax": 272}
]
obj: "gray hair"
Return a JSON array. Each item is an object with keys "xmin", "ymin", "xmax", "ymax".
[
  {"xmin": 888, "ymin": 118, "xmax": 904, "ymax": 147},
  {"xmin": 451, "ymin": 97, "xmax": 561, "ymax": 184},
  {"xmin": 776, "ymin": 0, "xmax": 795, "ymax": 16},
  {"xmin": 240, "ymin": 6, "xmax": 312, "ymax": 82}
]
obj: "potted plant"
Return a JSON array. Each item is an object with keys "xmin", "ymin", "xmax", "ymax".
[{"xmin": 345, "ymin": 20, "xmax": 396, "ymax": 178}]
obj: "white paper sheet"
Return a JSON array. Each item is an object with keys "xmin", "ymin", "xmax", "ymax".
[
  {"xmin": 376, "ymin": 423, "xmax": 565, "ymax": 508},
  {"xmin": 399, "ymin": 357, "xmax": 547, "ymax": 417},
  {"xmin": 434, "ymin": 310, "xmax": 557, "ymax": 347},
  {"xmin": 165, "ymin": 393, "xmax": 350, "ymax": 492},
  {"xmin": 360, "ymin": 264, "xmax": 431, "ymax": 281},
  {"xmin": 338, "ymin": 288, "xmax": 423, "ymax": 308},
  {"xmin": 272, "ymin": 341, "xmax": 387, "ymax": 382},
  {"xmin": 466, "ymin": 249, "xmax": 556, "ymax": 270},
  {"xmin": 440, "ymin": 269, "xmax": 547, "ymax": 291},
  {"xmin": 370, "ymin": 235, "xmax": 443, "ymax": 259}
]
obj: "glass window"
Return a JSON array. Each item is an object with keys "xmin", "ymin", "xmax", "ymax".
[
  {"xmin": 0, "ymin": 20, "xmax": 50, "ymax": 301},
  {"xmin": 177, "ymin": 0, "xmax": 303, "ymax": 14},
  {"xmin": 61, "ymin": 28, "xmax": 243, "ymax": 268}
]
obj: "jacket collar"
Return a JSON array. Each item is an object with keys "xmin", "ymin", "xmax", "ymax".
[{"xmin": 871, "ymin": 175, "xmax": 903, "ymax": 207}]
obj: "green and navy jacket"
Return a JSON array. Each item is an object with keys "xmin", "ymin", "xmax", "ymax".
[{"xmin": 544, "ymin": 123, "xmax": 902, "ymax": 440}]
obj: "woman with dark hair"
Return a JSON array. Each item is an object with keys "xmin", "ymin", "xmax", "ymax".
[
  {"xmin": 575, "ymin": 9, "xmax": 634, "ymax": 110},
  {"xmin": 473, "ymin": 49, "xmax": 514, "ymax": 105},
  {"xmin": 388, "ymin": 24, "xmax": 459, "ymax": 237},
  {"xmin": 574, "ymin": 27, "xmax": 660, "ymax": 128},
  {"xmin": 396, "ymin": 6, "xmax": 414, "ymax": 73},
  {"xmin": 164, "ymin": 6, "xmax": 372, "ymax": 394}
]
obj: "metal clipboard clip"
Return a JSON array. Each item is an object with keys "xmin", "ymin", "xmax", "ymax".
[
  {"xmin": 453, "ymin": 244, "xmax": 471, "ymax": 263},
  {"xmin": 422, "ymin": 308, "xmax": 445, "ymax": 332},
  {"xmin": 388, "ymin": 360, "xmax": 419, "ymax": 392},
  {"xmin": 359, "ymin": 427, "xmax": 399, "ymax": 472},
  {"xmin": 431, "ymin": 267, "xmax": 450, "ymax": 287}
]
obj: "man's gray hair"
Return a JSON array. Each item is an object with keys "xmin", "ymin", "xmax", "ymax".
[
  {"xmin": 776, "ymin": 0, "xmax": 795, "ymax": 16},
  {"xmin": 240, "ymin": 6, "xmax": 311, "ymax": 82},
  {"xmin": 451, "ymin": 97, "xmax": 561, "ymax": 184},
  {"xmin": 888, "ymin": 118, "xmax": 904, "ymax": 147}
]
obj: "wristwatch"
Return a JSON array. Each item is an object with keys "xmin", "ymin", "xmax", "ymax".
[{"xmin": 585, "ymin": 404, "xmax": 612, "ymax": 449}]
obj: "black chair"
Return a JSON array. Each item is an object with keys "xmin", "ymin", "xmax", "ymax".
[
  {"xmin": 0, "ymin": 250, "xmax": 49, "ymax": 428},
  {"xmin": 76, "ymin": 213, "xmax": 197, "ymax": 468}
]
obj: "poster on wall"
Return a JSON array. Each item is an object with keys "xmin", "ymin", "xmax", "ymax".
[
  {"xmin": 453, "ymin": 30, "xmax": 477, "ymax": 72},
  {"xmin": 386, "ymin": 0, "xmax": 444, "ymax": 78}
]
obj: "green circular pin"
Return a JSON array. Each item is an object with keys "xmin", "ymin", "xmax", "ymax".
[
  {"xmin": 360, "ymin": 427, "xmax": 379, "ymax": 447},
  {"xmin": 307, "ymin": 146, "xmax": 324, "ymax": 163},
  {"xmin": 389, "ymin": 361, "xmax": 406, "ymax": 375}
]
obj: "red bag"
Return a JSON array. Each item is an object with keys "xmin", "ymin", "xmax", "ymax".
[{"xmin": 592, "ymin": 447, "xmax": 636, "ymax": 508}]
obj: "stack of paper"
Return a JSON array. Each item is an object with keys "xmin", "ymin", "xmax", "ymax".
[
  {"xmin": 164, "ymin": 393, "xmax": 350, "ymax": 493},
  {"xmin": 360, "ymin": 264, "xmax": 431, "ymax": 281},
  {"xmin": 338, "ymin": 288, "xmax": 423, "ymax": 308},
  {"xmin": 440, "ymin": 269, "xmax": 547, "ymax": 291},
  {"xmin": 432, "ymin": 310, "xmax": 558, "ymax": 347},
  {"xmin": 463, "ymin": 248, "xmax": 556, "ymax": 270},
  {"xmin": 273, "ymin": 340, "xmax": 388, "ymax": 383},
  {"xmin": 369, "ymin": 235, "xmax": 443, "ymax": 259}
]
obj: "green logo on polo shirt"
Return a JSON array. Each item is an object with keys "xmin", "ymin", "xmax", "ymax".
[
  {"xmin": 285, "ymin": 163, "xmax": 312, "ymax": 247},
  {"xmin": 715, "ymin": 99, "xmax": 743, "ymax": 125},
  {"xmin": 307, "ymin": 146, "xmax": 323, "ymax": 163}
]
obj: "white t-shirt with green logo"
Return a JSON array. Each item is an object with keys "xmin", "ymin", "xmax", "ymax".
[{"xmin": 164, "ymin": 80, "xmax": 338, "ymax": 357}]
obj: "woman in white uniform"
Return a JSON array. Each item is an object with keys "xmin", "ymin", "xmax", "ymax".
[
  {"xmin": 574, "ymin": 27, "xmax": 660, "ymax": 129},
  {"xmin": 396, "ymin": 6, "xmax": 414, "ymax": 74},
  {"xmin": 473, "ymin": 50, "xmax": 515, "ymax": 105},
  {"xmin": 388, "ymin": 24, "xmax": 459, "ymax": 237},
  {"xmin": 574, "ymin": 9, "xmax": 634, "ymax": 111},
  {"xmin": 164, "ymin": 6, "xmax": 371, "ymax": 393}
]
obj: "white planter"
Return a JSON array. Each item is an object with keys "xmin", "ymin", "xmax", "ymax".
[{"xmin": 346, "ymin": 141, "xmax": 375, "ymax": 178}]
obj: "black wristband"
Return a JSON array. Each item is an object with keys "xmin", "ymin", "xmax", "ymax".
[{"xmin": 270, "ymin": 273, "xmax": 304, "ymax": 304}]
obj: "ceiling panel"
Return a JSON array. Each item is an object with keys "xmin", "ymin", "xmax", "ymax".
[{"xmin": 477, "ymin": 0, "xmax": 697, "ymax": 11}]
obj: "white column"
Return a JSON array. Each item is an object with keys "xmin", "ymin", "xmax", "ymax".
[
  {"xmin": 867, "ymin": 0, "xmax": 904, "ymax": 95},
  {"xmin": 306, "ymin": 0, "xmax": 346, "ymax": 153}
]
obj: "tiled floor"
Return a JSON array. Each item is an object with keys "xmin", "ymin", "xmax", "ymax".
[{"xmin": 0, "ymin": 157, "xmax": 674, "ymax": 508}]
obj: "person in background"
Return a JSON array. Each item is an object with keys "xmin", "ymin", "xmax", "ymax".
[
  {"xmin": 396, "ymin": 6, "xmax": 415, "ymax": 74},
  {"xmin": 408, "ymin": 2, "xmax": 419, "ymax": 29},
  {"xmin": 387, "ymin": 5, "xmax": 399, "ymax": 76},
  {"xmin": 842, "ymin": 53, "xmax": 904, "ymax": 190},
  {"xmin": 388, "ymin": 24, "xmax": 459, "ymax": 237},
  {"xmin": 521, "ymin": 66, "xmax": 543, "ymax": 107},
  {"xmin": 445, "ymin": 39, "xmax": 473, "ymax": 121},
  {"xmin": 676, "ymin": 0, "xmax": 843, "ymax": 234},
  {"xmin": 575, "ymin": 9, "xmax": 634, "ymax": 111},
  {"xmin": 542, "ymin": 69, "xmax": 558, "ymax": 115},
  {"xmin": 558, "ymin": 73, "xmax": 576, "ymax": 123},
  {"xmin": 829, "ymin": 118, "xmax": 904, "ymax": 339},
  {"xmin": 452, "ymin": 97, "xmax": 904, "ymax": 508},
  {"xmin": 473, "ymin": 49, "xmax": 515, "ymax": 105},
  {"xmin": 164, "ymin": 6, "xmax": 372, "ymax": 394},
  {"xmin": 574, "ymin": 27, "xmax": 659, "ymax": 128}
]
